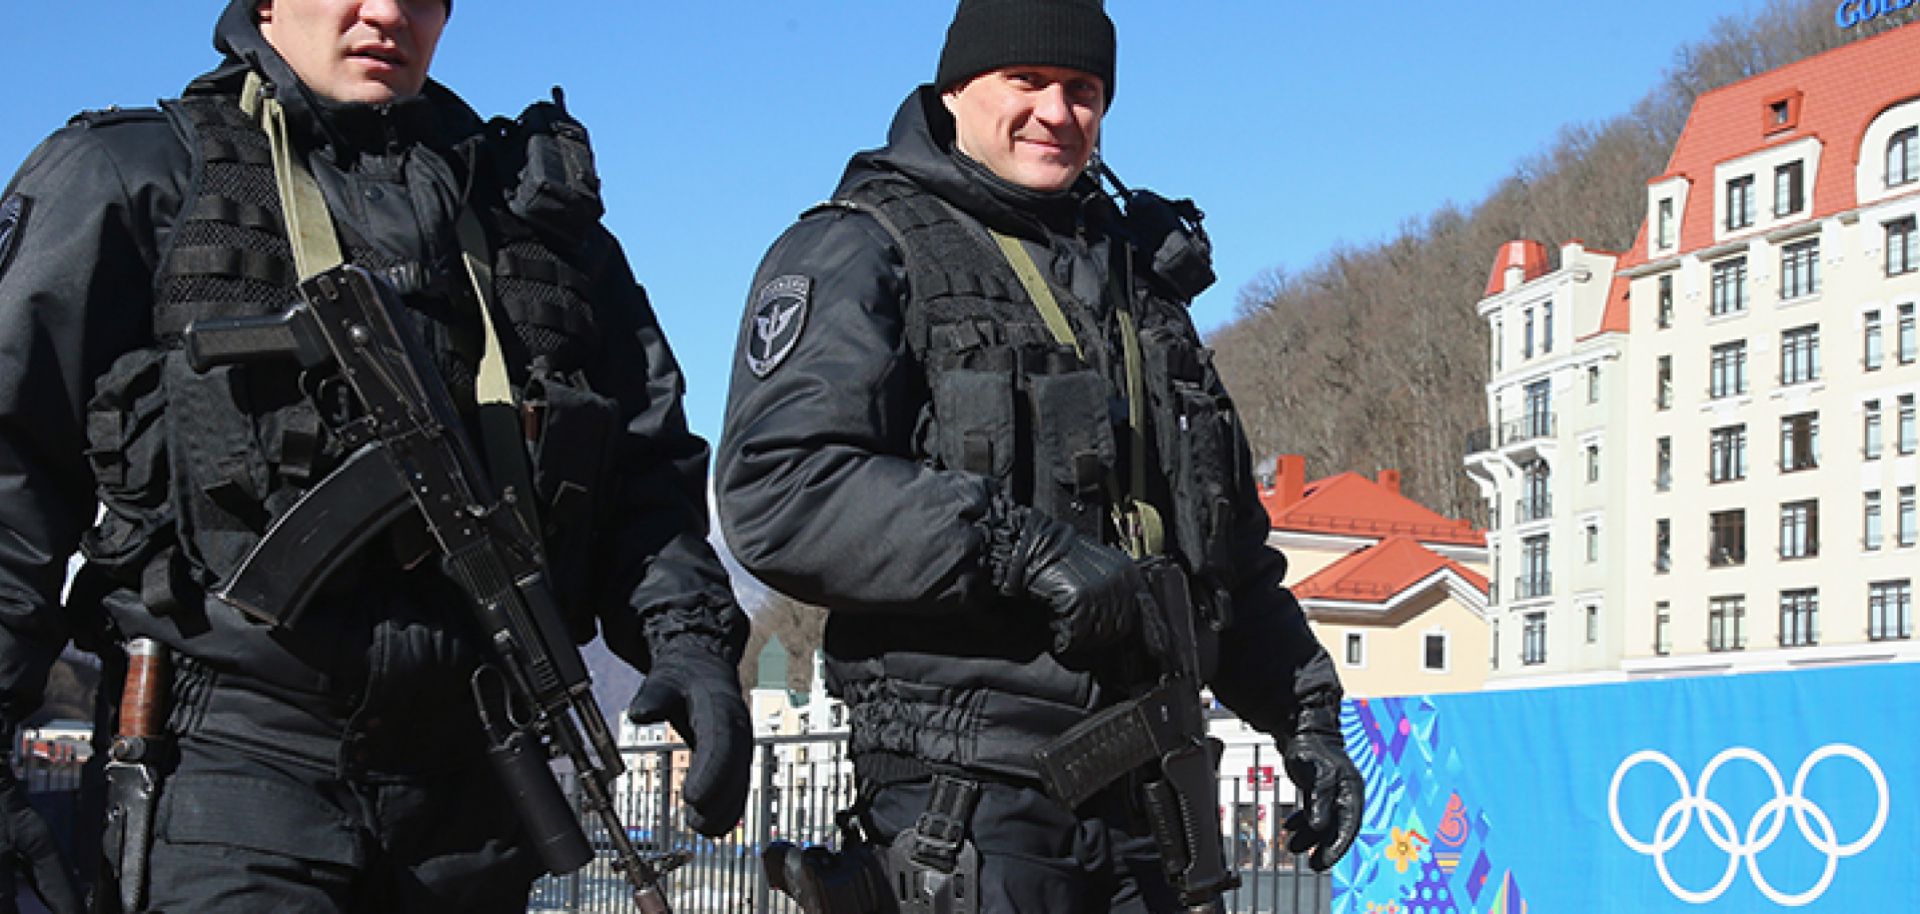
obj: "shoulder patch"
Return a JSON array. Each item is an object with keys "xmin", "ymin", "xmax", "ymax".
[
  {"xmin": 0, "ymin": 194, "xmax": 28, "ymax": 283},
  {"xmin": 745, "ymin": 274, "xmax": 811, "ymax": 378}
]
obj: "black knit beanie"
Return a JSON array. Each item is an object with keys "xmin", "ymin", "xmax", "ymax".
[{"xmin": 935, "ymin": 0, "xmax": 1116, "ymax": 101}]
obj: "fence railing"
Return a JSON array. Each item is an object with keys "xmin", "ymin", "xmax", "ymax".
[{"xmin": 532, "ymin": 733, "xmax": 1333, "ymax": 914}]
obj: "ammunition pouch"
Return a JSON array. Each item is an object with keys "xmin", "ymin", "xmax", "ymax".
[{"xmin": 1138, "ymin": 329, "xmax": 1239, "ymax": 584}]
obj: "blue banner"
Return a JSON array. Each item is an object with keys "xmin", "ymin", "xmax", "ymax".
[{"xmin": 1335, "ymin": 663, "xmax": 1918, "ymax": 911}]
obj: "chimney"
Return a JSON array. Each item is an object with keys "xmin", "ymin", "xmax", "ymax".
[
  {"xmin": 1378, "ymin": 469, "xmax": 1402, "ymax": 495},
  {"xmin": 1276, "ymin": 454, "xmax": 1306, "ymax": 508}
]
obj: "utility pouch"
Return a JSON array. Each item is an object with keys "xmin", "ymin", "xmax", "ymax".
[
  {"xmin": 523, "ymin": 368, "xmax": 616, "ymax": 534},
  {"xmin": 81, "ymin": 347, "xmax": 177, "ymax": 583},
  {"xmin": 509, "ymin": 87, "xmax": 604, "ymax": 242},
  {"xmin": 1139, "ymin": 329, "xmax": 1237, "ymax": 578},
  {"xmin": 929, "ymin": 351, "xmax": 1017, "ymax": 482},
  {"xmin": 1143, "ymin": 739, "xmax": 1239, "ymax": 909},
  {"xmin": 1123, "ymin": 189, "xmax": 1215, "ymax": 301},
  {"xmin": 1025, "ymin": 365, "xmax": 1116, "ymax": 542}
]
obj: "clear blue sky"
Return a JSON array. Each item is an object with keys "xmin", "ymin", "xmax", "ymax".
[{"xmin": 3, "ymin": 1, "xmax": 1778, "ymax": 442}]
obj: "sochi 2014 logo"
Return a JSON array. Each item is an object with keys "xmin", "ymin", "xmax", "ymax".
[{"xmin": 1608, "ymin": 745, "xmax": 1889, "ymax": 906}]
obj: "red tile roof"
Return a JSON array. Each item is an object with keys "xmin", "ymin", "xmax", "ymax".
[
  {"xmin": 1485, "ymin": 240, "xmax": 1551, "ymax": 297},
  {"xmin": 1261, "ymin": 471, "xmax": 1484, "ymax": 546},
  {"xmin": 1617, "ymin": 22, "xmax": 1920, "ymax": 285},
  {"xmin": 1292, "ymin": 535, "xmax": 1489, "ymax": 604}
]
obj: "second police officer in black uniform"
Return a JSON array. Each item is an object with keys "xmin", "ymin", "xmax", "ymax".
[
  {"xmin": 719, "ymin": 1, "xmax": 1364, "ymax": 911},
  {"xmin": 0, "ymin": 1, "xmax": 752, "ymax": 910}
]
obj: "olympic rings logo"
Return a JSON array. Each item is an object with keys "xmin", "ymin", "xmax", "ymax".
[{"xmin": 1608, "ymin": 745, "xmax": 1889, "ymax": 906}]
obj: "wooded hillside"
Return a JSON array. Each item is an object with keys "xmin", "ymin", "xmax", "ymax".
[{"xmin": 1211, "ymin": 0, "xmax": 1915, "ymax": 522}]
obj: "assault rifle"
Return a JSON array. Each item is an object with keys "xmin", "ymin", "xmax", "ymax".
[{"xmin": 183, "ymin": 264, "xmax": 684, "ymax": 913}]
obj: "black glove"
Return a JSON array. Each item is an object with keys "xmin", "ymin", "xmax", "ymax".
[
  {"xmin": 1281, "ymin": 700, "xmax": 1363, "ymax": 871},
  {"xmin": 626, "ymin": 643, "xmax": 752, "ymax": 837},
  {"xmin": 994, "ymin": 505, "xmax": 1153, "ymax": 656}
]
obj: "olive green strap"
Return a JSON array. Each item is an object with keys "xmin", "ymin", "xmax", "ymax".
[
  {"xmin": 455, "ymin": 209, "xmax": 545, "ymax": 546},
  {"xmin": 242, "ymin": 72, "xmax": 343, "ymax": 278},
  {"xmin": 989, "ymin": 229, "xmax": 1163, "ymax": 558},
  {"xmin": 249, "ymin": 69, "xmax": 541, "ymax": 542}
]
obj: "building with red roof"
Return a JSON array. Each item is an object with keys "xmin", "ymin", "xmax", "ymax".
[
  {"xmin": 1471, "ymin": 22, "xmax": 1920, "ymax": 688},
  {"xmin": 1258, "ymin": 455, "xmax": 1489, "ymax": 697}
]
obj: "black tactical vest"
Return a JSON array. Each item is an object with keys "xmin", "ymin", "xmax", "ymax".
[
  {"xmin": 821, "ymin": 177, "xmax": 1245, "ymax": 781},
  {"xmin": 80, "ymin": 91, "xmax": 619, "ymax": 634}
]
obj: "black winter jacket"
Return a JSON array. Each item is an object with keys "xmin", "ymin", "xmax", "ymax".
[
  {"xmin": 0, "ymin": 0, "xmax": 743, "ymax": 739},
  {"xmin": 717, "ymin": 87, "xmax": 1338, "ymax": 784}
]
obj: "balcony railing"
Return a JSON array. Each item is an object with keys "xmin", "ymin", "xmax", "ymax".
[
  {"xmin": 1514, "ymin": 573, "xmax": 1553, "ymax": 600},
  {"xmin": 1514, "ymin": 495, "xmax": 1553, "ymax": 523},
  {"xmin": 1501, "ymin": 413, "xmax": 1556, "ymax": 446}
]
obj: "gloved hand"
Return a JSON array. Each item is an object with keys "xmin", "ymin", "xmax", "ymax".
[
  {"xmin": 1281, "ymin": 700, "xmax": 1363, "ymax": 871},
  {"xmin": 995, "ymin": 505, "xmax": 1155, "ymax": 657},
  {"xmin": 626, "ymin": 644, "xmax": 752, "ymax": 837}
]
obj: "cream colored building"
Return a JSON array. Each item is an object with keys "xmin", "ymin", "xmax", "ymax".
[
  {"xmin": 1465, "ymin": 240, "xmax": 1633, "ymax": 686},
  {"xmin": 1258, "ymin": 455, "xmax": 1490, "ymax": 698},
  {"xmin": 1472, "ymin": 24, "xmax": 1920, "ymax": 687}
]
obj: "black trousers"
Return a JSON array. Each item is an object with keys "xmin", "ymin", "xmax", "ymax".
[
  {"xmin": 863, "ymin": 776, "xmax": 1183, "ymax": 914},
  {"xmin": 135, "ymin": 670, "xmax": 543, "ymax": 914}
]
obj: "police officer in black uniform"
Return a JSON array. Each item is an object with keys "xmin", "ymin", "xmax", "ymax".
[
  {"xmin": 0, "ymin": 1, "xmax": 751, "ymax": 911},
  {"xmin": 719, "ymin": 1, "xmax": 1363, "ymax": 911}
]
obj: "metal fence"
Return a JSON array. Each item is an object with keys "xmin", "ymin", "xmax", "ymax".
[{"xmin": 531, "ymin": 734, "xmax": 1332, "ymax": 914}]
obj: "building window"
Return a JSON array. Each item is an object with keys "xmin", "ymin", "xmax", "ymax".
[
  {"xmin": 1709, "ymin": 595, "xmax": 1747, "ymax": 652},
  {"xmin": 1656, "ymin": 437, "xmax": 1673, "ymax": 491},
  {"xmin": 1779, "ymin": 324, "xmax": 1819, "ymax": 385},
  {"xmin": 1585, "ymin": 605, "xmax": 1600, "ymax": 644},
  {"xmin": 1726, "ymin": 175, "xmax": 1755, "ymax": 230},
  {"xmin": 1779, "ymin": 412, "xmax": 1818, "ymax": 472},
  {"xmin": 1655, "ymin": 601, "xmax": 1672, "ymax": 655},
  {"xmin": 1866, "ymin": 310, "xmax": 1884, "ymax": 371},
  {"xmin": 1866, "ymin": 490, "xmax": 1884, "ymax": 551},
  {"xmin": 1519, "ymin": 535, "xmax": 1550, "ymax": 599},
  {"xmin": 1655, "ymin": 518, "xmax": 1671, "ymax": 573},
  {"xmin": 1657, "ymin": 198, "xmax": 1675, "ymax": 249},
  {"xmin": 1523, "ymin": 308, "xmax": 1535, "ymax": 359},
  {"xmin": 1711, "ymin": 257, "xmax": 1748, "ymax": 315},
  {"xmin": 1888, "ymin": 217, "xmax": 1917, "ymax": 276},
  {"xmin": 1889, "ymin": 126, "xmax": 1918, "ymax": 188},
  {"xmin": 1779, "ymin": 499, "xmax": 1819, "ymax": 559},
  {"xmin": 1902, "ymin": 395, "xmax": 1917, "ymax": 455},
  {"xmin": 1523, "ymin": 380, "xmax": 1553, "ymax": 440},
  {"xmin": 1587, "ymin": 365, "xmax": 1601, "ymax": 404},
  {"xmin": 1658, "ymin": 275, "xmax": 1675, "ymax": 328},
  {"xmin": 1710, "ymin": 509, "xmax": 1746, "ymax": 566},
  {"xmin": 1774, "ymin": 161, "xmax": 1805, "ymax": 217},
  {"xmin": 1779, "ymin": 588, "xmax": 1818, "ymax": 648},
  {"xmin": 1900, "ymin": 304, "xmax": 1916, "ymax": 364},
  {"xmin": 1657, "ymin": 355, "xmax": 1673, "ymax": 409},
  {"xmin": 1543, "ymin": 301, "xmax": 1554, "ymax": 354},
  {"xmin": 1520, "ymin": 460, "xmax": 1550, "ymax": 522},
  {"xmin": 1423, "ymin": 633, "xmax": 1447, "ymax": 672},
  {"xmin": 1779, "ymin": 239, "xmax": 1819, "ymax": 300},
  {"xmin": 1709, "ymin": 424, "xmax": 1747, "ymax": 483},
  {"xmin": 1586, "ymin": 444, "xmax": 1601, "ymax": 483},
  {"xmin": 1343, "ymin": 632, "xmax": 1365, "ymax": 667},
  {"xmin": 1709, "ymin": 341, "xmax": 1746, "ymax": 398},
  {"xmin": 1585, "ymin": 523, "xmax": 1600, "ymax": 562},
  {"xmin": 1901, "ymin": 486, "xmax": 1917, "ymax": 547},
  {"xmin": 1522, "ymin": 613, "xmax": 1547, "ymax": 665},
  {"xmin": 1866, "ymin": 399, "xmax": 1884, "ymax": 458},
  {"xmin": 1869, "ymin": 580, "xmax": 1912, "ymax": 641}
]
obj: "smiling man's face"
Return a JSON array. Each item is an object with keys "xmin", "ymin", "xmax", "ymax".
[{"xmin": 258, "ymin": 0, "xmax": 447, "ymax": 104}]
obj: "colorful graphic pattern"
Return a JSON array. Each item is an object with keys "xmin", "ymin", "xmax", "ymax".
[{"xmin": 1334, "ymin": 697, "xmax": 1526, "ymax": 914}]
